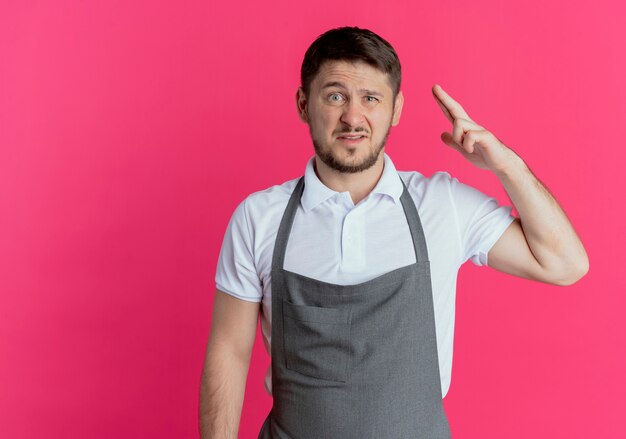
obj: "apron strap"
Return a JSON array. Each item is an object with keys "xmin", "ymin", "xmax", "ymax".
[
  {"xmin": 271, "ymin": 176, "xmax": 305, "ymax": 271},
  {"xmin": 399, "ymin": 176, "xmax": 430, "ymax": 262}
]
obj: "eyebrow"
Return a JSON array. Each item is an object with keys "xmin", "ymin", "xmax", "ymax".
[{"xmin": 320, "ymin": 81, "xmax": 385, "ymax": 98}]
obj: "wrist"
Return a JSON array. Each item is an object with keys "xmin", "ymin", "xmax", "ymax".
[{"xmin": 493, "ymin": 150, "xmax": 529, "ymax": 182}]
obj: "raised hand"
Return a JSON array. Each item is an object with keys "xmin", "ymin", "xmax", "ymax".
[{"xmin": 432, "ymin": 84, "xmax": 520, "ymax": 175}]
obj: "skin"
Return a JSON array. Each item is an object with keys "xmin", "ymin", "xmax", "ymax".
[
  {"xmin": 296, "ymin": 59, "xmax": 589, "ymax": 285},
  {"xmin": 431, "ymin": 84, "xmax": 588, "ymax": 285},
  {"xmin": 199, "ymin": 56, "xmax": 590, "ymax": 439},
  {"xmin": 296, "ymin": 60, "xmax": 404, "ymax": 205}
]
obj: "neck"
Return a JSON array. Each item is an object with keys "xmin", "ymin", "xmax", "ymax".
[{"xmin": 313, "ymin": 152, "xmax": 385, "ymax": 205}]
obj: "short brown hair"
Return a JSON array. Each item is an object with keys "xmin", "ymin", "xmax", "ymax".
[{"xmin": 300, "ymin": 26, "xmax": 402, "ymax": 98}]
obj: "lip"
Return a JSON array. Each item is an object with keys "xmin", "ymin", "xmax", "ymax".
[{"xmin": 337, "ymin": 134, "xmax": 367, "ymax": 144}]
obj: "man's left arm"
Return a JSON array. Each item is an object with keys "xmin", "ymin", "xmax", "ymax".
[
  {"xmin": 488, "ymin": 156, "xmax": 588, "ymax": 285},
  {"xmin": 432, "ymin": 84, "xmax": 589, "ymax": 286}
]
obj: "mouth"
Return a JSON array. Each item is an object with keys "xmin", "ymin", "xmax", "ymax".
[{"xmin": 336, "ymin": 134, "xmax": 367, "ymax": 144}]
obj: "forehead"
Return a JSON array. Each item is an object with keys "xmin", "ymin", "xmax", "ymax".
[{"xmin": 311, "ymin": 60, "xmax": 393, "ymax": 94}]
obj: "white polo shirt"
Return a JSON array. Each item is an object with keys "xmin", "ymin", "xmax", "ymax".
[{"xmin": 215, "ymin": 152, "xmax": 516, "ymax": 398}]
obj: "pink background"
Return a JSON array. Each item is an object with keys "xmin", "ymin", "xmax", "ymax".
[{"xmin": 1, "ymin": 0, "xmax": 624, "ymax": 438}]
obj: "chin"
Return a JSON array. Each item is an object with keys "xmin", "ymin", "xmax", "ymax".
[
  {"xmin": 320, "ymin": 148, "xmax": 383, "ymax": 174},
  {"xmin": 313, "ymin": 135, "xmax": 385, "ymax": 172}
]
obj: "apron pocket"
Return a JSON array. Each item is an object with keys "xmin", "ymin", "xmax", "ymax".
[{"xmin": 282, "ymin": 299, "xmax": 352, "ymax": 382}]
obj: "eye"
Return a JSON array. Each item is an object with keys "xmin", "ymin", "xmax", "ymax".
[
  {"xmin": 365, "ymin": 96, "xmax": 380, "ymax": 103},
  {"xmin": 328, "ymin": 93, "xmax": 344, "ymax": 103}
]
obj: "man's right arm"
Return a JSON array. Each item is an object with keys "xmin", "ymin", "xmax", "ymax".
[{"xmin": 199, "ymin": 289, "xmax": 261, "ymax": 439}]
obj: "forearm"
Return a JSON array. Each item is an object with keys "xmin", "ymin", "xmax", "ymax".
[
  {"xmin": 495, "ymin": 153, "xmax": 589, "ymax": 283},
  {"xmin": 199, "ymin": 346, "xmax": 249, "ymax": 439}
]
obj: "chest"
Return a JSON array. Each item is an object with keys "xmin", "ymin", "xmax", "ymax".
[{"xmin": 254, "ymin": 193, "xmax": 462, "ymax": 289}]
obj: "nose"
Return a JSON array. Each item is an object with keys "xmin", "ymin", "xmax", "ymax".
[{"xmin": 340, "ymin": 99, "xmax": 365, "ymax": 128}]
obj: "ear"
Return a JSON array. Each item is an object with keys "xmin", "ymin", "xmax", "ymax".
[
  {"xmin": 296, "ymin": 87, "xmax": 308, "ymax": 123},
  {"xmin": 391, "ymin": 90, "xmax": 404, "ymax": 126}
]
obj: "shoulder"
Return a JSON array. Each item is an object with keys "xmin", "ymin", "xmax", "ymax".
[
  {"xmin": 245, "ymin": 176, "xmax": 299, "ymax": 205},
  {"xmin": 231, "ymin": 176, "xmax": 301, "ymax": 232},
  {"xmin": 398, "ymin": 169, "xmax": 458, "ymax": 188},
  {"xmin": 397, "ymin": 169, "xmax": 459, "ymax": 204},
  {"xmin": 241, "ymin": 176, "xmax": 300, "ymax": 212},
  {"xmin": 398, "ymin": 169, "xmax": 495, "ymax": 206}
]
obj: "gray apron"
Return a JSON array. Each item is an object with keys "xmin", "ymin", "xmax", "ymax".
[{"xmin": 258, "ymin": 175, "xmax": 451, "ymax": 438}]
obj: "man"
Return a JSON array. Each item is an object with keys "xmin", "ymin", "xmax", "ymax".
[{"xmin": 199, "ymin": 27, "xmax": 588, "ymax": 439}]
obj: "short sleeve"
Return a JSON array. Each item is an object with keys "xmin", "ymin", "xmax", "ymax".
[
  {"xmin": 214, "ymin": 198, "xmax": 263, "ymax": 302},
  {"xmin": 449, "ymin": 176, "xmax": 516, "ymax": 266}
]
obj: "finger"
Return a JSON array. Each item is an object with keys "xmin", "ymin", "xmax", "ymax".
[
  {"xmin": 432, "ymin": 89, "xmax": 454, "ymax": 123},
  {"xmin": 452, "ymin": 118, "xmax": 481, "ymax": 146},
  {"xmin": 462, "ymin": 129, "xmax": 492, "ymax": 154},
  {"xmin": 440, "ymin": 131, "xmax": 472, "ymax": 159},
  {"xmin": 432, "ymin": 84, "xmax": 472, "ymax": 122},
  {"xmin": 441, "ymin": 131, "xmax": 467, "ymax": 154},
  {"xmin": 462, "ymin": 130, "xmax": 480, "ymax": 154},
  {"xmin": 452, "ymin": 120, "xmax": 465, "ymax": 146}
]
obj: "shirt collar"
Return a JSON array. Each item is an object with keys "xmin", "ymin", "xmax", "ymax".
[
  {"xmin": 370, "ymin": 152, "xmax": 404, "ymax": 203},
  {"xmin": 301, "ymin": 152, "xmax": 404, "ymax": 212}
]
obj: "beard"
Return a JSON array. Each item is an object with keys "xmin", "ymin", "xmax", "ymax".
[{"xmin": 312, "ymin": 124, "xmax": 392, "ymax": 174}]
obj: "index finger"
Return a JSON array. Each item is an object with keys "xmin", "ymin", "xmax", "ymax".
[{"xmin": 432, "ymin": 84, "xmax": 472, "ymax": 122}]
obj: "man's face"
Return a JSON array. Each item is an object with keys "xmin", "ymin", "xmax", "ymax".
[{"xmin": 296, "ymin": 60, "xmax": 404, "ymax": 173}]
